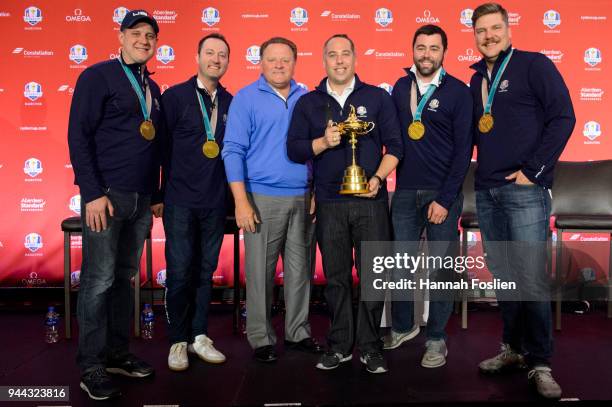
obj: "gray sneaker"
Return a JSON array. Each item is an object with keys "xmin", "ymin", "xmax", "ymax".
[
  {"xmin": 479, "ymin": 343, "xmax": 527, "ymax": 374},
  {"xmin": 528, "ymin": 366, "xmax": 562, "ymax": 399},
  {"xmin": 421, "ymin": 339, "xmax": 448, "ymax": 368},
  {"xmin": 382, "ymin": 325, "xmax": 420, "ymax": 350}
]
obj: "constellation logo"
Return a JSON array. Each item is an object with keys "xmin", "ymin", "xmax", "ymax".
[
  {"xmin": 458, "ymin": 48, "xmax": 482, "ymax": 63},
  {"xmin": 69, "ymin": 44, "xmax": 88, "ymax": 65},
  {"xmin": 24, "ymin": 6, "xmax": 42, "ymax": 26},
  {"xmin": 583, "ymin": 121, "xmax": 601, "ymax": 143},
  {"xmin": 378, "ymin": 83, "xmax": 393, "ymax": 94},
  {"xmin": 24, "ymin": 233, "xmax": 43, "ymax": 253},
  {"xmin": 24, "ymin": 82, "xmax": 43, "ymax": 101},
  {"xmin": 540, "ymin": 49, "xmax": 564, "ymax": 64},
  {"xmin": 156, "ymin": 269, "xmax": 167, "ymax": 287},
  {"xmin": 584, "ymin": 48, "xmax": 602, "ymax": 69},
  {"xmin": 13, "ymin": 47, "xmax": 54, "ymax": 58},
  {"xmin": 69, "ymin": 194, "xmax": 81, "ymax": 215},
  {"xmin": 66, "ymin": 8, "xmax": 91, "ymax": 22},
  {"xmin": 58, "ymin": 84, "xmax": 74, "ymax": 93},
  {"xmin": 246, "ymin": 45, "xmax": 260, "ymax": 66},
  {"xmin": 416, "ymin": 10, "xmax": 440, "ymax": 24},
  {"xmin": 113, "ymin": 7, "xmax": 129, "ymax": 25},
  {"xmin": 290, "ymin": 7, "xmax": 308, "ymax": 27},
  {"xmin": 460, "ymin": 9, "xmax": 473, "ymax": 28},
  {"xmin": 156, "ymin": 45, "xmax": 175, "ymax": 65},
  {"xmin": 580, "ymin": 87, "xmax": 604, "ymax": 102},
  {"xmin": 321, "ymin": 10, "xmax": 360, "ymax": 21},
  {"xmin": 375, "ymin": 8, "xmax": 393, "ymax": 28},
  {"xmin": 21, "ymin": 198, "xmax": 46, "ymax": 212},
  {"xmin": 543, "ymin": 10, "xmax": 561, "ymax": 29},
  {"xmin": 24, "ymin": 158, "xmax": 43, "ymax": 178},
  {"xmin": 202, "ymin": 7, "xmax": 220, "ymax": 26},
  {"xmin": 364, "ymin": 49, "xmax": 405, "ymax": 59}
]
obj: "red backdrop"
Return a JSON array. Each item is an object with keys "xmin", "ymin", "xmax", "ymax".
[{"xmin": 1, "ymin": 0, "xmax": 610, "ymax": 288}]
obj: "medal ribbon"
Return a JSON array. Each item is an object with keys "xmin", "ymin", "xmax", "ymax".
[
  {"xmin": 118, "ymin": 58, "xmax": 151, "ymax": 120},
  {"xmin": 481, "ymin": 49, "xmax": 514, "ymax": 114},
  {"xmin": 195, "ymin": 89, "xmax": 216, "ymax": 142},
  {"xmin": 410, "ymin": 68, "xmax": 446, "ymax": 122}
]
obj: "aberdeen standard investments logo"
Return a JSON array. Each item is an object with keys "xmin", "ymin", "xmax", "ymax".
[
  {"xmin": 202, "ymin": 7, "xmax": 220, "ymax": 26},
  {"xmin": 24, "ymin": 6, "xmax": 42, "ymax": 26}
]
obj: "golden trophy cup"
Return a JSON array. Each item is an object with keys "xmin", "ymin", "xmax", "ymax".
[{"xmin": 333, "ymin": 104, "xmax": 376, "ymax": 194}]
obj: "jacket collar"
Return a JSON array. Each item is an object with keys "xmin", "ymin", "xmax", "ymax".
[
  {"xmin": 189, "ymin": 75, "xmax": 227, "ymax": 97},
  {"xmin": 257, "ymin": 74, "xmax": 301, "ymax": 98},
  {"xmin": 315, "ymin": 73, "xmax": 366, "ymax": 94},
  {"xmin": 470, "ymin": 45, "xmax": 513, "ymax": 79}
]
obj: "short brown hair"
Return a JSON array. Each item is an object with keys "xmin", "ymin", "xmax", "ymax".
[
  {"xmin": 472, "ymin": 3, "xmax": 509, "ymax": 27},
  {"xmin": 323, "ymin": 34, "xmax": 355, "ymax": 54},
  {"xmin": 198, "ymin": 33, "xmax": 230, "ymax": 57},
  {"xmin": 260, "ymin": 37, "xmax": 298, "ymax": 60}
]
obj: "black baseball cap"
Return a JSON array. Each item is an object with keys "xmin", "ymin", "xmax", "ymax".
[{"xmin": 120, "ymin": 9, "xmax": 159, "ymax": 34}]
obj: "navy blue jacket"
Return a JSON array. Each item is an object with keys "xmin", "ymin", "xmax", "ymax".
[
  {"xmin": 392, "ymin": 69, "xmax": 473, "ymax": 210},
  {"xmin": 160, "ymin": 76, "xmax": 232, "ymax": 209},
  {"xmin": 469, "ymin": 47, "xmax": 576, "ymax": 190},
  {"xmin": 68, "ymin": 57, "xmax": 162, "ymax": 203},
  {"xmin": 287, "ymin": 75, "xmax": 403, "ymax": 202}
]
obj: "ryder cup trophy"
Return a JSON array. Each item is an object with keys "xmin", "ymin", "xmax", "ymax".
[{"xmin": 334, "ymin": 104, "xmax": 376, "ymax": 194}]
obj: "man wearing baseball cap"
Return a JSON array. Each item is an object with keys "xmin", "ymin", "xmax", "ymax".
[{"xmin": 68, "ymin": 9, "xmax": 161, "ymax": 401}]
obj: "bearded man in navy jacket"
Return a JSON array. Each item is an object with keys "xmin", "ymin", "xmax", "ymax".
[
  {"xmin": 382, "ymin": 25, "xmax": 473, "ymax": 369},
  {"xmin": 469, "ymin": 3, "xmax": 575, "ymax": 399},
  {"xmin": 287, "ymin": 34, "xmax": 403, "ymax": 374}
]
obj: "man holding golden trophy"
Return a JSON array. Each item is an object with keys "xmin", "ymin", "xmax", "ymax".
[{"xmin": 287, "ymin": 34, "xmax": 403, "ymax": 374}]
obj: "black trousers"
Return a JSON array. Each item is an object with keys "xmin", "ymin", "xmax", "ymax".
[{"xmin": 316, "ymin": 199, "xmax": 390, "ymax": 354}]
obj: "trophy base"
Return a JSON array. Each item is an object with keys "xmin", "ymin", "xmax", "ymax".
[{"xmin": 339, "ymin": 164, "xmax": 370, "ymax": 195}]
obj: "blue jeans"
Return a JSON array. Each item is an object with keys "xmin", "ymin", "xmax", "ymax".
[
  {"xmin": 390, "ymin": 189, "xmax": 462, "ymax": 340},
  {"xmin": 163, "ymin": 204, "xmax": 225, "ymax": 344},
  {"xmin": 476, "ymin": 182, "xmax": 552, "ymax": 367},
  {"xmin": 77, "ymin": 188, "xmax": 152, "ymax": 373}
]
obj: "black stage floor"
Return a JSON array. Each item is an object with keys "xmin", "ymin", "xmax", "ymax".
[{"xmin": 1, "ymin": 303, "xmax": 611, "ymax": 406}]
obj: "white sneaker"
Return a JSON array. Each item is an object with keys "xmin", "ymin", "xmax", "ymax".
[
  {"xmin": 382, "ymin": 325, "xmax": 420, "ymax": 350},
  {"xmin": 421, "ymin": 339, "xmax": 448, "ymax": 368},
  {"xmin": 528, "ymin": 366, "xmax": 562, "ymax": 399},
  {"xmin": 479, "ymin": 343, "xmax": 527, "ymax": 374},
  {"xmin": 168, "ymin": 342, "xmax": 189, "ymax": 371},
  {"xmin": 188, "ymin": 334, "xmax": 226, "ymax": 364}
]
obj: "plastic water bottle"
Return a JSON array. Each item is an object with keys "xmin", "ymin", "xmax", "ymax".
[
  {"xmin": 44, "ymin": 306, "xmax": 59, "ymax": 343},
  {"xmin": 141, "ymin": 304, "xmax": 154, "ymax": 339}
]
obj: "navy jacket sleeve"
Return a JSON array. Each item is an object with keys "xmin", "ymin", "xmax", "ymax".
[
  {"xmin": 436, "ymin": 85, "xmax": 474, "ymax": 210},
  {"xmin": 522, "ymin": 54, "xmax": 576, "ymax": 183},
  {"xmin": 287, "ymin": 97, "xmax": 316, "ymax": 164},
  {"xmin": 377, "ymin": 90, "xmax": 403, "ymax": 161},
  {"xmin": 68, "ymin": 68, "xmax": 108, "ymax": 203}
]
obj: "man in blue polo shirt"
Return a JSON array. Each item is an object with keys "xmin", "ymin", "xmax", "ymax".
[
  {"xmin": 160, "ymin": 33, "xmax": 232, "ymax": 372},
  {"xmin": 383, "ymin": 25, "xmax": 472, "ymax": 369},
  {"xmin": 68, "ymin": 10, "xmax": 161, "ymax": 401},
  {"xmin": 287, "ymin": 34, "xmax": 403, "ymax": 374},
  {"xmin": 469, "ymin": 3, "xmax": 575, "ymax": 399},
  {"xmin": 222, "ymin": 37, "xmax": 322, "ymax": 363}
]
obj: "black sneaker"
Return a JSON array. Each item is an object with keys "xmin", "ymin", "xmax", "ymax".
[
  {"xmin": 80, "ymin": 367, "xmax": 121, "ymax": 401},
  {"xmin": 106, "ymin": 354, "xmax": 155, "ymax": 378},
  {"xmin": 285, "ymin": 338, "xmax": 324, "ymax": 353},
  {"xmin": 315, "ymin": 350, "xmax": 352, "ymax": 370},
  {"xmin": 360, "ymin": 351, "xmax": 388, "ymax": 374}
]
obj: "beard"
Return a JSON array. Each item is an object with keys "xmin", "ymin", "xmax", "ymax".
[{"xmin": 415, "ymin": 57, "xmax": 442, "ymax": 77}]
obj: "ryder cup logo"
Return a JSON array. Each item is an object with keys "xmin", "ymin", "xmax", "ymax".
[
  {"xmin": 290, "ymin": 7, "xmax": 309, "ymax": 27},
  {"xmin": 246, "ymin": 45, "xmax": 260, "ymax": 64},
  {"xmin": 69, "ymin": 195, "xmax": 81, "ymax": 215},
  {"xmin": 375, "ymin": 8, "xmax": 393, "ymax": 27},
  {"xmin": 499, "ymin": 79, "xmax": 510, "ymax": 91},
  {"xmin": 584, "ymin": 48, "xmax": 602, "ymax": 67},
  {"xmin": 378, "ymin": 83, "xmax": 393, "ymax": 94},
  {"xmin": 156, "ymin": 45, "xmax": 175, "ymax": 64},
  {"xmin": 71, "ymin": 270, "xmax": 81, "ymax": 287},
  {"xmin": 460, "ymin": 9, "xmax": 474, "ymax": 27},
  {"xmin": 356, "ymin": 106, "xmax": 367, "ymax": 116},
  {"xmin": 24, "ymin": 82, "xmax": 43, "ymax": 101},
  {"xmin": 583, "ymin": 121, "xmax": 601, "ymax": 141},
  {"xmin": 24, "ymin": 233, "xmax": 43, "ymax": 252},
  {"xmin": 156, "ymin": 269, "xmax": 167, "ymax": 287},
  {"xmin": 202, "ymin": 7, "xmax": 220, "ymax": 26},
  {"xmin": 429, "ymin": 99, "xmax": 440, "ymax": 109},
  {"xmin": 24, "ymin": 6, "xmax": 42, "ymax": 26},
  {"xmin": 113, "ymin": 7, "xmax": 129, "ymax": 25},
  {"xmin": 69, "ymin": 44, "xmax": 88, "ymax": 64},
  {"xmin": 543, "ymin": 10, "xmax": 561, "ymax": 29},
  {"xmin": 24, "ymin": 158, "xmax": 43, "ymax": 177}
]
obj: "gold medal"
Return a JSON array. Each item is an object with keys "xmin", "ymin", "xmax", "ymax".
[
  {"xmin": 202, "ymin": 140, "xmax": 220, "ymax": 158},
  {"xmin": 478, "ymin": 113, "xmax": 494, "ymax": 133},
  {"xmin": 408, "ymin": 121, "xmax": 425, "ymax": 140},
  {"xmin": 139, "ymin": 120, "xmax": 156, "ymax": 141}
]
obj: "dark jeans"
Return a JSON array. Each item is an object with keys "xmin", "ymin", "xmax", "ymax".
[
  {"xmin": 390, "ymin": 189, "xmax": 462, "ymax": 340},
  {"xmin": 317, "ymin": 199, "xmax": 390, "ymax": 355},
  {"xmin": 476, "ymin": 182, "xmax": 552, "ymax": 367},
  {"xmin": 77, "ymin": 189, "xmax": 152, "ymax": 373},
  {"xmin": 163, "ymin": 204, "xmax": 225, "ymax": 344}
]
